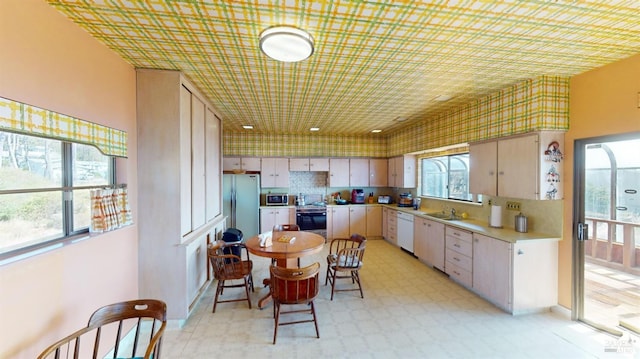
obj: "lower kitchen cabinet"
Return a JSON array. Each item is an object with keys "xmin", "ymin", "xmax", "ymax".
[
  {"xmin": 349, "ymin": 205, "xmax": 367, "ymax": 236},
  {"xmin": 185, "ymin": 232, "xmax": 210, "ymax": 310},
  {"xmin": 385, "ymin": 208, "xmax": 398, "ymax": 246},
  {"xmin": 445, "ymin": 226, "xmax": 473, "ymax": 288},
  {"xmin": 328, "ymin": 206, "xmax": 350, "ymax": 239},
  {"xmin": 366, "ymin": 205, "xmax": 382, "ymax": 238},
  {"xmin": 414, "ymin": 217, "xmax": 445, "ymax": 271},
  {"xmin": 472, "ymin": 233, "xmax": 558, "ymax": 314},
  {"xmin": 260, "ymin": 207, "xmax": 295, "ymax": 233}
]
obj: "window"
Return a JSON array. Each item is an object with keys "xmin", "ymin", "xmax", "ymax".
[
  {"xmin": 420, "ymin": 153, "xmax": 474, "ymax": 201},
  {"xmin": 0, "ymin": 131, "xmax": 114, "ymax": 256}
]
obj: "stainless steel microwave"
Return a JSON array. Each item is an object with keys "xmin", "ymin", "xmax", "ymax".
[{"xmin": 266, "ymin": 193, "xmax": 289, "ymax": 206}]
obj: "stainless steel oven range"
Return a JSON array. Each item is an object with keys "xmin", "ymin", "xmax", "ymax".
[{"xmin": 295, "ymin": 194, "xmax": 327, "ymax": 237}]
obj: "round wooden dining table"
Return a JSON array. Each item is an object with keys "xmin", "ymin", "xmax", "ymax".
[{"xmin": 245, "ymin": 230, "xmax": 325, "ymax": 308}]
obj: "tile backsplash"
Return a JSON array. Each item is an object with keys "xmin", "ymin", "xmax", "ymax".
[{"xmin": 289, "ymin": 172, "xmax": 328, "ymax": 199}]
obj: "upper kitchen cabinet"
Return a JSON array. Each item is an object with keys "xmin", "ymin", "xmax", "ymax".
[
  {"xmin": 289, "ymin": 157, "xmax": 329, "ymax": 172},
  {"xmin": 349, "ymin": 158, "xmax": 370, "ymax": 187},
  {"xmin": 261, "ymin": 157, "xmax": 290, "ymax": 188},
  {"xmin": 388, "ymin": 155, "xmax": 416, "ymax": 188},
  {"xmin": 309, "ymin": 158, "xmax": 330, "ymax": 171},
  {"xmin": 289, "ymin": 158, "xmax": 310, "ymax": 171},
  {"xmin": 369, "ymin": 158, "xmax": 388, "ymax": 187},
  {"xmin": 470, "ymin": 132, "xmax": 564, "ymax": 200},
  {"xmin": 223, "ymin": 156, "xmax": 260, "ymax": 172},
  {"xmin": 136, "ymin": 69, "xmax": 224, "ymax": 320},
  {"xmin": 328, "ymin": 158, "xmax": 350, "ymax": 187}
]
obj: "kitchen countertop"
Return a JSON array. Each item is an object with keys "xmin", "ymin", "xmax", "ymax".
[
  {"xmin": 324, "ymin": 203, "xmax": 560, "ymax": 244},
  {"xmin": 386, "ymin": 205, "xmax": 561, "ymax": 244}
]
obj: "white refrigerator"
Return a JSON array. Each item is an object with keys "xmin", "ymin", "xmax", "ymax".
[{"xmin": 223, "ymin": 174, "xmax": 260, "ymax": 238}]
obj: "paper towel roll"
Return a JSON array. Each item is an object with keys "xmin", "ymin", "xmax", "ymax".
[{"xmin": 490, "ymin": 205, "xmax": 503, "ymax": 228}]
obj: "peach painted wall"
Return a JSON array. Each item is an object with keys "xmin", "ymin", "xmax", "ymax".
[
  {"xmin": 0, "ymin": 1, "xmax": 138, "ymax": 358},
  {"xmin": 559, "ymin": 54, "xmax": 640, "ymax": 308}
]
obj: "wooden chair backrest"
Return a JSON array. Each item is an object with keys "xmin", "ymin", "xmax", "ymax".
[
  {"xmin": 270, "ymin": 262, "xmax": 320, "ymax": 305},
  {"xmin": 329, "ymin": 233, "xmax": 367, "ymax": 255},
  {"xmin": 273, "ymin": 224, "xmax": 300, "ymax": 231},
  {"xmin": 38, "ymin": 299, "xmax": 167, "ymax": 359},
  {"xmin": 208, "ymin": 241, "xmax": 251, "ymax": 280}
]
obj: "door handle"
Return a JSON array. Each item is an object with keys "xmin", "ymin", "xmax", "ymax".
[{"xmin": 577, "ymin": 222, "xmax": 589, "ymax": 241}]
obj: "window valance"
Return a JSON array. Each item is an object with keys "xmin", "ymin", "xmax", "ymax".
[{"xmin": 0, "ymin": 96, "xmax": 127, "ymax": 157}]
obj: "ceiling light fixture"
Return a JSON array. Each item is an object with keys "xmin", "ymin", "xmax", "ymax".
[
  {"xmin": 372, "ymin": 129, "xmax": 382, "ymax": 133},
  {"xmin": 259, "ymin": 26, "xmax": 314, "ymax": 62},
  {"xmin": 434, "ymin": 94, "xmax": 453, "ymax": 102},
  {"xmin": 394, "ymin": 117, "xmax": 408, "ymax": 122},
  {"xmin": 242, "ymin": 125, "xmax": 254, "ymax": 129},
  {"xmin": 310, "ymin": 127, "xmax": 320, "ymax": 131}
]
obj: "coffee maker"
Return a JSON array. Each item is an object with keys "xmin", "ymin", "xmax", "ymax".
[{"xmin": 351, "ymin": 189, "xmax": 365, "ymax": 204}]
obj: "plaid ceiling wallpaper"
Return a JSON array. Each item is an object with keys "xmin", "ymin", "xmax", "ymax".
[
  {"xmin": 46, "ymin": 1, "xmax": 638, "ymax": 137},
  {"xmin": 224, "ymin": 75, "xmax": 569, "ymax": 157},
  {"xmin": 0, "ymin": 97, "xmax": 128, "ymax": 157}
]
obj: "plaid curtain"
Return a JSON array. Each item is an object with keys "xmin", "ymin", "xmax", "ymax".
[{"xmin": 90, "ymin": 188, "xmax": 133, "ymax": 233}]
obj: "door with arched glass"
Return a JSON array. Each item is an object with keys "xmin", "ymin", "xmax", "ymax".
[{"xmin": 573, "ymin": 133, "xmax": 640, "ymax": 336}]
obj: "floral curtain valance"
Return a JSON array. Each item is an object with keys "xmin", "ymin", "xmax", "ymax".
[{"xmin": 0, "ymin": 96, "xmax": 127, "ymax": 157}]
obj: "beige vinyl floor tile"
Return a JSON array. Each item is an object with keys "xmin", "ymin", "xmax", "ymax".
[{"xmin": 162, "ymin": 239, "xmax": 640, "ymax": 358}]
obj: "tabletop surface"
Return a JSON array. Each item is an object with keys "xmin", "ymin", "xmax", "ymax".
[{"xmin": 245, "ymin": 231, "xmax": 325, "ymax": 260}]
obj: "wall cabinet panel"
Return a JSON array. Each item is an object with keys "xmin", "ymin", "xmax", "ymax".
[{"xmin": 137, "ymin": 69, "xmax": 223, "ymax": 321}]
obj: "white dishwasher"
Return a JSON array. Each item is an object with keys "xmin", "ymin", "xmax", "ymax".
[{"xmin": 396, "ymin": 211, "xmax": 414, "ymax": 253}]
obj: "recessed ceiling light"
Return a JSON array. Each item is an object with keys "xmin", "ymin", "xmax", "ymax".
[
  {"xmin": 394, "ymin": 117, "xmax": 408, "ymax": 122},
  {"xmin": 371, "ymin": 129, "xmax": 382, "ymax": 133},
  {"xmin": 310, "ymin": 127, "xmax": 320, "ymax": 131},
  {"xmin": 242, "ymin": 125, "xmax": 254, "ymax": 129},
  {"xmin": 434, "ymin": 94, "xmax": 453, "ymax": 102}
]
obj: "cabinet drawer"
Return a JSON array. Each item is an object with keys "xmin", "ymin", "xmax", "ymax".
[
  {"xmin": 445, "ymin": 226, "xmax": 472, "ymax": 242},
  {"xmin": 446, "ymin": 261, "xmax": 472, "ymax": 287},
  {"xmin": 445, "ymin": 248, "xmax": 472, "ymax": 271},
  {"xmin": 446, "ymin": 235, "xmax": 473, "ymax": 257}
]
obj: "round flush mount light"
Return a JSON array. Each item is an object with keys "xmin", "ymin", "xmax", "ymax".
[{"xmin": 260, "ymin": 26, "xmax": 314, "ymax": 62}]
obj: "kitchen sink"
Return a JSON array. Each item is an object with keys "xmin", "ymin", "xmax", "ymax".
[{"xmin": 424, "ymin": 212, "xmax": 462, "ymax": 221}]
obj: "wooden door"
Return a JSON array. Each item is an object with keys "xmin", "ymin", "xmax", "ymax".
[
  {"xmin": 349, "ymin": 158, "xmax": 370, "ymax": 187},
  {"xmin": 369, "ymin": 158, "xmax": 388, "ymax": 187},
  {"xmin": 309, "ymin": 157, "xmax": 329, "ymax": 171},
  {"xmin": 289, "ymin": 158, "xmax": 309, "ymax": 171},
  {"xmin": 426, "ymin": 219, "xmax": 445, "ymax": 271},
  {"xmin": 179, "ymin": 85, "xmax": 193, "ymax": 235},
  {"xmin": 328, "ymin": 158, "xmax": 350, "ymax": 187},
  {"xmin": 413, "ymin": 217, "xmax": 429, "ymax": 261},
  {"xmin": 191, "ymin": 94, "xmax": 206, "ymax": 230},
  {"xmin": 331, "ymin": 206, "xmax": 350, "ymax": 238},
  {"xmin": 366, "ymin": 205, "xmax": 382, "ymax": 237},
  {"xmin": 498, "ymin": 134, "xmax": 538, "ymax": 199},
  {"xmin": 349, "ymin": 205, "xmax": 367, "ymax": 236},
  {"xmin": 469, "ymin": 141, "xmax": 497, "ymax": 196}
]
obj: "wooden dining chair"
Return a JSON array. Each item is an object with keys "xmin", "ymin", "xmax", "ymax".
[
  {"xmin": 273, "ymin": 223, "xmax": 300, "ymax": 231},
  {"xmin": 269, "ymin": 262, "xmax": 321, "ymax": 344},
  {"xmin": 208, "ymin": 240, "xmax": 254, "ymax": 313},
  {"xmin": 325, "ymin": 233, "xmax": 367, "ymax": 300},
  {"xmin": 38, "ymin": 299, "xmax": 167, "ymax": 359}
]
